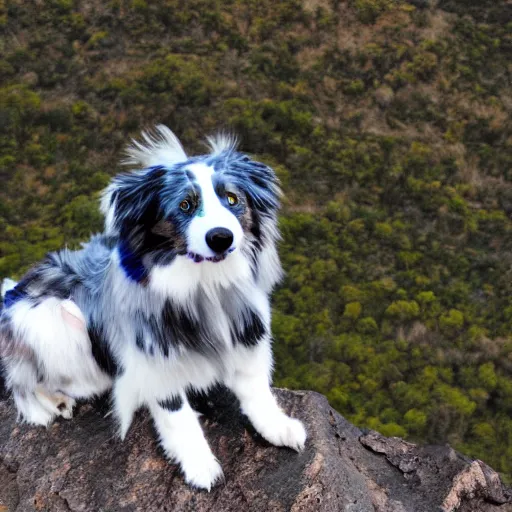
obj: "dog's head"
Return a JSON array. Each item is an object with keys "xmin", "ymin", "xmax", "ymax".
[{"xmin": 101, "ymin": 126, "xmax": 280, "ymax": 285}]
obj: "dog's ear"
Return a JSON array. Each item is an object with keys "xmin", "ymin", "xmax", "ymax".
[
  {"xmin": 229, "ymin": 156, "xmax": 281, "ymax": 214},
  {"xmin": 205, "ymin": 133, "xmax": 280, "ymax": 213},
  {"xmin": 100, "ymin": 166, "xmax": 166, "ymax": 237}
]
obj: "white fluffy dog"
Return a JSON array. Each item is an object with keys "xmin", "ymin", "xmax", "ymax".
[{"xmin": 0, "ymin": 127, "xmax": 306, "ymax": 490}]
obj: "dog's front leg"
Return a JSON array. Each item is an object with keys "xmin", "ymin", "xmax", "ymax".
[
  {"xmin": 227, "ymin": 338, "xmax": 307, "ymax": 451},
  {"xmin": 149, "ymin": 395, "xmax": 223, "ymax": 490}
]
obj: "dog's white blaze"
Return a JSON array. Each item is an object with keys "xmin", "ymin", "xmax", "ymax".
[{"xmin": 185, "ymin": 162, "xmax": 243, "ymax": 258}]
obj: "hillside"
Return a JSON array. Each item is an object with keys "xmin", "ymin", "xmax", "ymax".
[{"xmin": 1, "ymin": 0, "xmax": 512, "ymax": 480}]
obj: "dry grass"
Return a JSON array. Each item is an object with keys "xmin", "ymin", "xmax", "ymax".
[
  {"xmin": 303, "ymin": 0, "xmax": 333, "ymax": 13},
  {"xmin": 336, "ymin": 9, "xmax": 412, "ymax": 52},
  {"xmin": 457, "ymin": 157, "xmax": 483, "ymax": 188},
  {"xmin": 420, "ymin": 9, "xmax": 452, "ymax": 41},
  {"xmin": 296, "ymin": 45, "xmax": 330, "ymax": 70}
]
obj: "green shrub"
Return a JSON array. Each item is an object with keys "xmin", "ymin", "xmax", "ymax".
[
  {"xmin": 439, "ymin": 309, "xmax": 464, "ymax": 334},
  {"xmin": 352, "ymin": 0, "xmax": 394, "ymax": 24},
  {"xmin": 385, "ymin": 300, "xmax": 420, "ymax": 321},
  {"xmin": 344, "ymin": 301, "xmax": 363, "ymax": 320}
]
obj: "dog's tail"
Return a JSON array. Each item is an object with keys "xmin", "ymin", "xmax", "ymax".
[{"xmin": 123, "ymin": 125, "xmax": 188, "ymax": 169}]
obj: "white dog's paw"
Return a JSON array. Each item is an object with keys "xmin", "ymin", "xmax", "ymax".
[
  {"xmin": 182, "ymin": 455, "xmax": 224, "ymax": 491},
  {"xmin": 35, "ymin": 388, "xmax": 76, "ymax": 420},
  {"xmin": 21, "ymin": 403, "xmax": 55, "ymax": 427},
  {"xmin": 54, "ymin": 393, "xmax": 76, "ymax": 420},
  {"xmin": 258, "ymin": 414, "xmax": 307, "ymax": 452}
]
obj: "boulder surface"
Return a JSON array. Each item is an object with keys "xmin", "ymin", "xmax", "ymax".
[{"xmin": 0, "ymin": 385, "xmax": 511, "ymax": 512}]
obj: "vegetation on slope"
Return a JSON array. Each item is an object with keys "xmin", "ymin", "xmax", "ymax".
[{"xmin": 1, "ymin": 0, "xmax": 511, "ymax": 479}]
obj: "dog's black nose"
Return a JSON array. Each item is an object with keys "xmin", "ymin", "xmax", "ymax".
[{"xmin": 205, "ymin": 228, "xmax": 234, "ymax": 254}]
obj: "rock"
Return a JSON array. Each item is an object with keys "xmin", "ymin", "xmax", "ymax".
[{"xmin": 0, "ymin": 386, "xmax": 510, "ymax": 512}]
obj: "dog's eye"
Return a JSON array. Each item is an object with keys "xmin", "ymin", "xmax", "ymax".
[
  {"xmin": 226, "ymin": 193, "xmax": 238, "ymax": 206},
  {"xmin": 179, "ymin": 200, "xmax": 191, "ymax": 212}
]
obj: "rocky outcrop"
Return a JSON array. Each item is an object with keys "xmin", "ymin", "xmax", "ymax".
[{"xmin": 0, "ymin": 385, "xmax": 510, "ymax": 512}]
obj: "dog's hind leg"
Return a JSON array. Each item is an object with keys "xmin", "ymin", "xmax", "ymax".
[
  {"xmin": 4, "ymin": 353, "xmax": 73, "ymax": 425},
  {"xmin": 1, "ymin": 318, "xmax": 55, "ymax": 426},
  {"xmin": 149, "ymin": 395, "xmax": 223, "ymax": 490},
  {"xmin": 3, "ymin": 297, "xmax": 107, "ymax": 425},
  {"xmin": 4, "ymin": 347, "xmax": 76, "ymax": 425}
]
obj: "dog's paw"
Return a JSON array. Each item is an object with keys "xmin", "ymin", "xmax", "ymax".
[
  {"xmin": 53, "ymin": 393, "xmax": 76, "ymax": 420},
  {"xmin": 182, "ymin": 455, "xmax": 224, "ymax": 491},
  {"xmin": 56, "ymin": 395, "xmax": 76, "ymax": 420},
  {"xmin": 35, "ymin": 388, "xmax": 76, "ymax": 421},
  {"xmin": 22, "ymin": 406, "xmax": 55, "ymax": 427},
  {"xmin": 258, "ymin": 414, "xmax": 307, "ymax": 452},
  {"xmin": 15, "ymin": 390, "xmax": 56, "ymax": 427}
]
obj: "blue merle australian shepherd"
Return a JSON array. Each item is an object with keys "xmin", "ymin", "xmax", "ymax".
[{"xmin": 0, "ymin": 126, "xmax": 306, "ymax": 490}]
